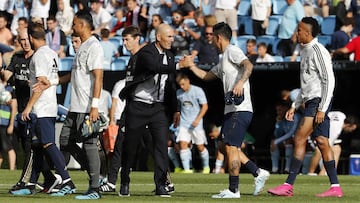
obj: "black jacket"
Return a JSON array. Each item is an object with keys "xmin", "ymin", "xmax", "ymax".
[{"xmin": 119, "ymin": 42, "xmax": 180, "ymax": 117}]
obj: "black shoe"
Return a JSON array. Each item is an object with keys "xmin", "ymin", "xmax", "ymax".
[
  {"xmin": 155, "ymin": 186, "xmax": 171, "ymax": 197},
  {"xmin": 9, "ymin": 182, "xmax": 26, "ymax": 193},
  {"xmin": 165, "ymin": 183, "xmax": 175, "ymax": 194},
  {"xmin": 119, "ymin": 184, "xmax": 130, "ymax": 196}
]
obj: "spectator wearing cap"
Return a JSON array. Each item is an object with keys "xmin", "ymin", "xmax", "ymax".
[{"xmin": 90, "ymin": 0, "xmax": 112, "ymax": 35}]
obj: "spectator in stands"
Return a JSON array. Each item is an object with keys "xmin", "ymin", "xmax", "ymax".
[
  {"xmin": 30, "ymin": 0, "xmax": 51, "ymax": 28},
  {"xmin": 348, "ymin": 0, "xmax": 360, "ymax": 35},
  {"xmin": 100, "ymin": 28, "xmax": 119, "ymax": 70},
  {"xmin": 317, "ymin": 0, "xmax": 330, "ymax": 17},
  {"xmin": 90, "ymin": 0, "xmax": 112, "ymax": 35},
  {"xmin": 110, "ymin": 8, "xmax": 125, "ymax": 37},
  {"xmin": 308, "ymin": 112, "xmax": 359, "ymax": 176},
  {"xmin": 277, "ymin": 0, "xmax": 305, "ymax": 57},
  {"xmin": 332, "ymin": 35, "xmax": 360, "ymax": 61},
  {"xmin": 256, "ymin": 42, "xmax": 275, "ymax": 63},
  {"xmin": 0, "ymin": 13, "xmax": 13, "ymax": 67},
  {"xmin": 56, "ymin": 0, "xmax": 75, "ymax": 36},
  {"xmin": 182, "ymin": 10, "xmax": 206, "ymax": 41},
  {"xmin": 199, "ymin": 0, "xmax": 217, "ymax": 15},
  {"xmin": 10, "ymin": 1, "xmax": 29, "ymax": 36},
  {"xmin": 246, "ymin": 38, "xmax": 258, "ymax": 64},
  {"xmin": 77, "ymin": 0, "xmax": 91, "ymax": 12},
  {"xmin": 45, "ymin": 16, "xmax": 67, "ymax": 58},
  {"xmin": 170, "ymin": 10, "xmax": 191, "ymax": 56},
  {"xmin": 124, "ymin": 0, "xmax": 141, "ymax": 27},
  {"xmin": 146, "ymin": 14, "xmax": 163, "ymax": 43},
  {"xmin": 174, "ymin": 0, "xmax": 197, "ymax": 19},
  {"xmin": 331, "ymin": 17, "xmax": 354, "ymax": 60},
  {"xmin": 214, "ymin": 0, "xmax": 240, "ymax": 46},
  {"xmin": 158, "ymin": 0, "xmax": 172, "ymax": 22},
  {"xmin": 251, "ymin": 0, "xmax": 272, "ymax": 36},
  {"xmin": 191, "ymin": 25, "xmax": 220, "ymax": 69}
]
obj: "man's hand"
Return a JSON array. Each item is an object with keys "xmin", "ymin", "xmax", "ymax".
[
  {"xmin": 315, "ymin": 111, "xmax": 325, "ymax": 124},
  {"xmin": 21, "ymin": 106, "xmax": 32, "ymax": 121},
  {"xmin": 89, "ymin": 107, "xmax": 99, "ymax": 122},
  {"xmin": 7, "ymin": 125, "xmax": 14, "ymax": 135},
  {"xmin": 179, "ymin": 55, "xmax": 195, "ymax": 69},
  {"xmin": 32, "ymin": 77, "xmax": 51, "ymax": 92},
  {"xmin": 232, "ymin": 81, "xmax": 244, "ymax": 97},
  {"xmin": 285, "ymin": 107, "xmax": 295, "ymax": 121}
]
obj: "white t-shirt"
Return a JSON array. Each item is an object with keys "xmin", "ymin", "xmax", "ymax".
[
  {"xmin": 91, "ymin": 7, "xmax": 112, "ymax": 30},
  {"xmin": 29, "ymin": 45, "xmax": 58, "ymax": 118},
  {"xmin": 216, "ymin": 0, "xmax": 237, "ymax": 9},
  {"xmin": 251, "ymin": 0, "xmax": 271, "ymax": 21},
  {"xmin": 30, "ymin": 0, "xmax": 51, "ymax": 19},
  {"xmin": 256, "ymin": 53, "xmax": 275, "ymax": 63},
  {"xmin": 210, "ymin": 44, "xmax": 253, "ymax": 114},
  {"xmin": 70, "ymin": 36, "xmax": 104, "ymax": 113},
  {"xmin": 111, "ymin": 79, "xmax": 126, "ymax": 121},
  {"xmin": 328, "ymin": 111, "xmax": 346, "ymax": 146}
]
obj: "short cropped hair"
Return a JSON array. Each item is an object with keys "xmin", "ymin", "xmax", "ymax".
[
  {"xmin": 213, "ymin": 22, "xmax": 232, "ymax": 41},
  {"xmin": 28, "ymin": 22, "xmax": 46, "ymax": 40},
  {"xmin": 301, "ymin": 17, "xmax": 320, "ymax": 37},
  {"xmin": 122, "ymin": 25, "xmax": 141, "ymax": 38},
  {"xmin": 75, "ymin": 10, "xmax": 95, "ymax": 31}
]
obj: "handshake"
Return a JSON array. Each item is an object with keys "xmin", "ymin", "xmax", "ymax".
[{"xmin": 178, "ymin": 55, "xmax": 196, "ymax": 68}]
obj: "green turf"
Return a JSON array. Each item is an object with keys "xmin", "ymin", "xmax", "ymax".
[{"xmin": 1, "ymin": 169, "xmax": 360, "ymax": 203}]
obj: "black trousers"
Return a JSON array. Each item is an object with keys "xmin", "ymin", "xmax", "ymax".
[{"xmin": 121, "ymin": 101, "xmax": 169, "ymax": 189}]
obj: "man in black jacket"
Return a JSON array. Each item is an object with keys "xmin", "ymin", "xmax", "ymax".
[{"xmin": 119, "ymin": 23, "xmax": 180, "ymax": 197}]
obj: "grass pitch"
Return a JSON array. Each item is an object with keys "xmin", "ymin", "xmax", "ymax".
[{"xmin": 1, "ymin": 169, "xmax": 360, "ymax": 203}]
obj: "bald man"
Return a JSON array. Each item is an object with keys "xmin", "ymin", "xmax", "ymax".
[{"xmin": 119, "ymin": 23, "xmax": 180, "ymax": 197}]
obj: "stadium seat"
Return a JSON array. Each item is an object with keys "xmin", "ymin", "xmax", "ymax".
[
  {"xmin": 266, "ymin": 15, "xmax": 282, "ymax": 36},
  {"xmin": 272, "ymin": 55, "xmax": 284, "ymax": 62},
  {"xmin": 111, "ymin": 57, "xmax": 128, "ymax": 71},
  {"xmin": 109, "ymin": 36, "xmax": 122, "ymax": 49},
  {"xmin": 284, "ymin": 55, "xmax": 300, "ymax": 62},
  {"xmin": 237, "ymin": 35, "xmax": 256, "ymax": 53},
  {"xmin": 243, "ymin": 16, "xmax": 253, "ymax": 35},
  {"xmin": 272, "ymin": 0, "xmax": 288, "ymax": 15},
  {"xmin": 238, "ymin": 0, "xmax": 251, "ymax": 16},
  {"xmin": 321, "ymin": 15, "xmax": 336, "ymax": 35},
  {"xmin": 317, "ymin": 35, "xmax": 332, "ymax": 49},
  {"xmin": 59, "ymin": 57, "xmax": 74, "ymax": 71}
]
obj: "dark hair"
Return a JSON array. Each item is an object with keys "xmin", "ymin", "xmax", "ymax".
[
  {"xmin": 75, "ymin": 10, "xmax": 95, "ymax": 31},
  {"xmin": 47, "ymin": 15, "xmax": 57, "ymax": 22},
  {"xmin": 71, "ymin": 32, "xmax": 80, "ymax": 38},
  {"xmin": 100, "ymin": 28, "xmax": 110, "ymax": 38},
  {"xmin": 213, "ymin": 22, "xmax": 232, "ymax": 41},
  {"xmin": 18, "ymin": 17, "xmax": 28, "ymax": 24},
  {"xmin": 257, "ymin": 42, "xmax": 267, "ymax": 49},
  {"xmin": 176, "ymin": 71, "xmax": 189, "ymax": 83},
  {"xmin": 122, "ymin": 25, "xmax": 141, "ymax": 38},
  {"xmin": 28, "ymin": 22, "xmax": 46, "ymax": 40},
  {"xmin": 247, "ymin": 38, "xmax": 256, "ymax": 45},
  {"xmin": 301, "ymin": 17, "xmax": 320, "ymax": 37},
  {"xmin": 194, "ymin": 9, "xmax": 204, "ymax": 19},
  {"xmin": 345, "ymin": 115, "xmax": 360, "ymax": 127},
  {"xmin": 0, "ymin": 12, "xmax": 7, "ymax": 21},
  {"xmin": 343, "ymin": 17, "xmax": 355, "ymax": 27}
]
